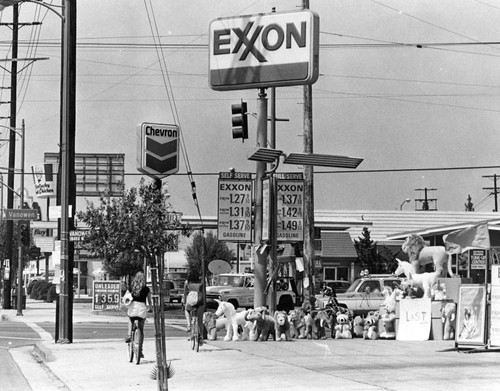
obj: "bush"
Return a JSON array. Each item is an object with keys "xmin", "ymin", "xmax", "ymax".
[
  {"xmin": 46, "ymin": 284, "xmax": 58, "ymax": 303},
  {"xmin": 27, "ymin": 280, "xmax": 37, "ymax": 295},
  {"xmin": 30, "ymin": 280, "xmax": 51, "ymax": 301}
]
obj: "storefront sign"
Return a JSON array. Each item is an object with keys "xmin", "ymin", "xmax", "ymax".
[
  {"xmin": 397, "ymin": 298, "xmax": 432, "ymax": 341},
  {"xmin": 217, "ymin": 171, "xmax": 253, "ymax": 242},
  {"xmin": 470, "ymin": 249, "xmax": 487, "ymax": 269}
]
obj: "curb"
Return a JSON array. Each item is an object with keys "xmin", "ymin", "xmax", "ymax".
[{"xmin": 33, "ymin": 342, "xmax": 54, "ymax": 362}]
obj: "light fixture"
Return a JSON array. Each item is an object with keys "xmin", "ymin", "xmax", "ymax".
[
  {"xmin": 283, "ymin": 152, "xmax": 363, "ymax": 169},
  {"xmin": 247, "ymin": 147, "xmax": 283, "ymax": 163}
]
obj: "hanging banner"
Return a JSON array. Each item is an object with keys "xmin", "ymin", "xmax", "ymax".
[
  {"xmin": 31, "ymin": 163, "xmax": 56, "ymax": 198},
  {"xmin": 262, "ymin": 178, "xmax": 270, "ymax": 242},
  {"xmin": 397, "ymin": 298, "xmax": 432, "ymax": 341},
  {"xmin": 217, "ymin": 171, "xmax": 253, "ymax": 242},
  {"xmin": 277, "ymin": 173, "xmax": 304, "ymax": 242}
]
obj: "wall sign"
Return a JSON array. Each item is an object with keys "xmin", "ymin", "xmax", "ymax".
[{"xmin": 277, "ymin": 173, "xmax": 304, "ymax": 242}]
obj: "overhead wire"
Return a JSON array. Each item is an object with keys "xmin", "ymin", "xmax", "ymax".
[{"xmin": 143, "ymin": 0, "xmax": 204, "ymax": 224}]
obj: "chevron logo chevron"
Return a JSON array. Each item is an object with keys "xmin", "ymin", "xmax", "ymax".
[
  {"xmin": 145, "ymin": 154, "xmax": 178, "ymax": 174},
  {"xmin": 146, "ymin": 138, "xmax": 177, "ymax": 158}
]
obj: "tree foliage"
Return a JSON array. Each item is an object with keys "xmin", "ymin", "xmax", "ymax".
[
  {"xmin": 354, "ymin": 227, "xmax": 398, "ymax": 275},
  {"xmin": 76, "ymin": 179, "xmax": 186, "ymax": 278},
  {"xmin": 185, "ymin": 231, "xmax": 233, "ymax": 280}
]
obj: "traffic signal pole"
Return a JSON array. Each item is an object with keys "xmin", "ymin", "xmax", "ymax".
[
  {"xmin": 16, "ymin": 119, "xmax": 25, "ymax": 316},
  {"xmin": 254, "ymin": 88, "xmax": 268, "ymax": 308}
]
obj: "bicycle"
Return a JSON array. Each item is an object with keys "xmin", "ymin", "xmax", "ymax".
[
  {"xmin": 189, "ymin": 308, "xmax": 201, "ymax": 352},
  {"xmin": 128, "ymin": 317, "xmax": 143, "ymax": 365}
]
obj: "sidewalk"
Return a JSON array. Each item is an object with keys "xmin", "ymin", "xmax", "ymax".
[{"xmin": 3, "ymin": 299, "xmax": 500, "ymax": 391}]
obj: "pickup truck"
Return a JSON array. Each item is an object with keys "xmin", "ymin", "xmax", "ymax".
[
  {"xmin": 206, "ymin": 273, "xmax": 296, "ymax": 312},
  {"xmin": 316, "ymin": 274, "xmax": 404, "ymax": 315}
]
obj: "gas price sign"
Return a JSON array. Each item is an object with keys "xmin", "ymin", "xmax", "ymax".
[
  {"xmin": 93, "ymin": 280, "xmax": 121, "ymax": 311},
  {"xmin": 218, "ymin": 172, "xmax": 253, "ymax": 242},
  {"xmin": 277, "ymin": 173, "xmax": 304, "ymax": 241}
]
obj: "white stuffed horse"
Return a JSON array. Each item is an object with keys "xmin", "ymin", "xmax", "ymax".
[
  {"xmin": 214, "ymin": 299, "xmax": 249, "ymax": 341},
  {"xmin": 394, "ymin": 258, "xmax": 439, "ymax": 299}
]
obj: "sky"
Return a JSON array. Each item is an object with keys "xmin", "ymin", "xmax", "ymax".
[{"xmin": 1, "ymin": 0, "xmax": 500, "ymax": 219}]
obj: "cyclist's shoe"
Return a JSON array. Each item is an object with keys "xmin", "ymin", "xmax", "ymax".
[{"xmin": 124, "ymin": 335, "xmax": 132, "ymax": 343}]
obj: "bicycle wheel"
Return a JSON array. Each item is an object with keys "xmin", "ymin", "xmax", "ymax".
[
  {"xmin": 128, "ymin": 325, "xmax": 135, "ymax": 363},
  {"xmin": 133, "ymin": 326, "xmax": 142, "ymax": 365}
]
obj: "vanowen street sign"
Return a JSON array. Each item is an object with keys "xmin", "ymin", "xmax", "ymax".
[
  {"xmin": 137, "ymin": 122, "xmax": 179, "ymax": 179},
  {"xmin": 4, "ymin": 209, "xmax": 39, "ymax": 220},
  {"xmin": 209, "ymin": 9, "xmax": 319, "ymax": 91}
]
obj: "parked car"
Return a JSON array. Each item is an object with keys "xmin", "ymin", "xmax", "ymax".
[
  {"xmin": 162, "ymin": 280, "xmax": 183, "ymax": 306},
  {"xmin": 315, "ymin": 280, "xmax": 351, "ymax": 295},
  {"xmin": 316, "ymin": 274, "xmax": 404, "ymax": 315}
]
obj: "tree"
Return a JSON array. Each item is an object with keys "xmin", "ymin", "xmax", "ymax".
[
  {"xmin": 185, "ymin": 231, "xmax": 233, "ymax": 280},
  {"xmin": 76, "ymin": 179, "xmax": 185, "ymax": 278},
  {"xmin": 354, "ymin": 227, "xmax": 398, "ymax": 275}
]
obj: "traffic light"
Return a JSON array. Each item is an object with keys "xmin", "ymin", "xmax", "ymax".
[
  {"xmin": 231, "ymin": 101, "xmax": 248, "ymax": 141},
  {"xmin": 20, "ymin": 222, "xmax": 30, "ymax": 246}
]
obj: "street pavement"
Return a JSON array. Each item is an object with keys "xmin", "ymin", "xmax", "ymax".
[{"xmin": 1, "ymin": 298, "xmax": 500, "ymax": 391}]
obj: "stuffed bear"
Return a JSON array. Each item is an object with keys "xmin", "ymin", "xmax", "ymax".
[
  {"xmin": 303, "ymin": 312, "xmax": 315, "ymax": 339},
  {"xmin": 274, "ymin": 311, "xmax": 292, "ymax": 341},
  {"xmin": 245, "ymin": 308, "xmax": 276, "ymax": 341},
  {"xmin": 441, "ymin": 302, "xmax": 456, "ymax": 340},
  {"xmin": 363, "ymin": 311, "xmax": 380, "ymax": 340},
  {"xmin": 352, "ymin": 315, "xmax": 365, "ymax": 338},
  {"xmin": 379, "ymin": 310, "xmax": 396, "ymax": 339},
  {"xmin": 314, "ymin": 310, "xmax": 329, "ymax": 340},
  {"xmin": 334, "ymin": 312, "xmax": 353, "ymax": 339},
  {"xmin": 288, "ymin": 309, "xmax": 306, "ymax": 339}
]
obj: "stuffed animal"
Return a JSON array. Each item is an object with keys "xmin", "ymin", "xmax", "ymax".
[
  {"xmin": 274, "ymin": 311, "xmax": 292, "ymax": 341},
  {"xmin": 245, "ymin": 307, "xmax": 276, "ymax": 341},
  {"xmin": 432, "ymin": 280, "xmax": 447, "ymax": 301},
  {"xmin": 314, "ymin": 310, "xmax": 329, "ymax": 340},
  {"xmin": 303, "ymin": 312, "xmax": 315, "ymax": 339},
  {"xmin": 288, "ymin": 309, "xmax": 306, "ymax": 339},
  {"xmin": 441, "ymin": 302, "xmax": 456, "ymax": 340},
  {"xmin": 363, "ymin": 311, "xmax": 380, "ymax": 340},
  {"xmin": 214, "ymin": 300, "xmax": 249, "ymax": 341},
  {"xmin": 334, "ymin": 312, "xmax": 353, "ymax": 339},
  {"xmin": 379, "ymin": 310, "xmax": 396, "ymax": 339},
  {"xmin": 202, "ymin": 312, "xmax": 227, "ymax": 341},
  {"xmin": 352, "ymin": 315, "xmax": 365, "ymax": 338}
]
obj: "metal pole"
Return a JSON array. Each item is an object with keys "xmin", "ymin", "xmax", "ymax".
[
  {"xmin": 58, "ymin": 0, "xmax": 76, "ymax": 343},
  {"xmin": 254, "ymin": 88, "xmax": 268, "ymax": 308},
  {"xmin": 269, "ymin": 87, "xmax": 277, "ymax": 313},
  {"xmin": 16, "ymin": 120, "xmax": 24, "ymax": 316}
]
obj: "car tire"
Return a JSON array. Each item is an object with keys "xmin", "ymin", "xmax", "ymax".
[{"xmin": 228, "ymin": 299, "xmax": 239, "ymax": 309}]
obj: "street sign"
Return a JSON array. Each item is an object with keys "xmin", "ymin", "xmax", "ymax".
[
  {"xmin": 217, "ymin": 171, "xmax": 253, "ymax": 242},
  {"xmin": 209, "ymin": 9, "xmax": 319, "ymax": 90},
  {"xmin": 4, "ymin": 209, "xmax": 39, "ymax": 220},
  {"xmin": 137, "ymin": 122, "xmax": 179, "ymax": 179},
  {"xmin": 92, "ymin": 280, "xmax": 121, "ymax": 311},
  {"xmin": 277, "ymin": 173, "xmax": 304, "ymax": 242}
]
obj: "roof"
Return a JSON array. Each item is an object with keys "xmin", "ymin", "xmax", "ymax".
[{"xmin": 320, "ymin": 231, "xmax": 358, "ymax": 258}]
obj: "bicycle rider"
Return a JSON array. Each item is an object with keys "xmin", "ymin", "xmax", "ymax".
[
  {"xmin": 125, "ymin": 271, "xmax": 152, "ymax": 349},
  {"xmin": 182, "ymin": 270, "xmax": 204, "ymax": 342}
]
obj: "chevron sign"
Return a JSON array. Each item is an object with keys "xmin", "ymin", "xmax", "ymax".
[{"xmin": 137, "ymin": 122, "xmax": 179, "ymax": 179}]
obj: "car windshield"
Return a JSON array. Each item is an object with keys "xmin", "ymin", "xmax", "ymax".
[
  {"xmin": 345, "ymin": 279, "xmax": 361, "ymax": 293},
  {"xmin": 218, "ymin": 275, "xmax": 244, "ymax": 287}
]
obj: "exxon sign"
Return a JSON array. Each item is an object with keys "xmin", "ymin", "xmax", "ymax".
[
  {"xmin": 209, "ymin": 10, "xmax": 319, "ymax": 91},
  {"xmin": 137, "ymin": 122, "xmax": 179, "ymax": 179}
]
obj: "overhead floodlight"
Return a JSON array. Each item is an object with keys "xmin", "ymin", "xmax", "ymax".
[
  {"xmin": 283, "ymin": 153, "xmax": 363, "ymax": 169},
  {"xmin": 247, "ymin": 147, "xmax": 283, "ymax": 163}
]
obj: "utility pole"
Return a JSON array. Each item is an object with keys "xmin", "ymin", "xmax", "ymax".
[
  {"xmin": 302, "ymin": 0, "xmax": 316, "ymax": 305},
  {"xmin": 482, "ymin": 174, "xmax": 499, "ymax": 212}
]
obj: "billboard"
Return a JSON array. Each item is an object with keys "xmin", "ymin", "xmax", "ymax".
[{"xmin": 209, "ymin": 10, "xmax": 319, "ymax": 90}]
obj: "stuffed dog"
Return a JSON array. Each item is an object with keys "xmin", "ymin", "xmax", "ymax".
[{"xmin": 274, "ymin": 310, "xmax": 291, "ymax": 341}]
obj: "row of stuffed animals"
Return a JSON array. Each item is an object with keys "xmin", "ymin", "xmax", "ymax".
[{"xmin": 204, "ymin": 300, "xmax": 397, "ymax": 341}]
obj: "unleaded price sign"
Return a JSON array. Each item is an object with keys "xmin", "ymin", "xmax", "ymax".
[
  {"xmin": 217, "ymin": 172, "xmax": 253, "ymax": 242},
  {"xmin": 93, "ymin": 280, "xmax": 121, "ymax": 311},
  {"xmin": 277, "ymin": 173, "xmax": 304, "ymax": 241}
]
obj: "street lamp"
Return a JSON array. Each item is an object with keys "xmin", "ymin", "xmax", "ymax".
[{"xmin": 400, "ymin": 198, "xmax": 412, "ymax": 210}]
